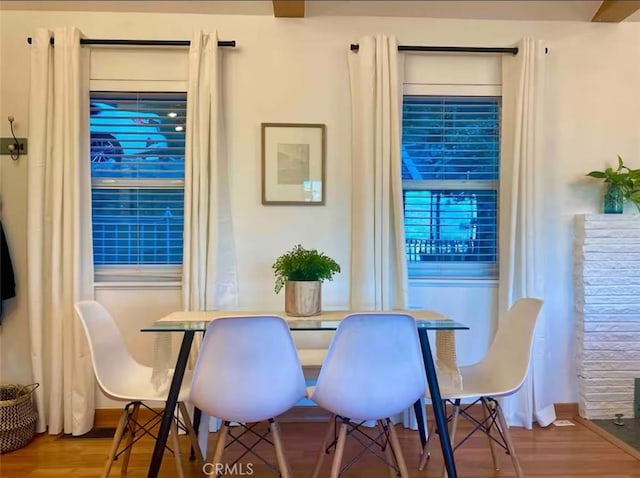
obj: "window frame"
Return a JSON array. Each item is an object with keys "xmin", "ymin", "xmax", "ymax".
[{"xmin": 89, "ymin": 88, "xmax": 187, "ymax": 283}]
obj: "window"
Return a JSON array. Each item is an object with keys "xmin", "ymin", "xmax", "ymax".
[
  {"xmin": 402, "ymin": 96, "xmax": 500, "ymax": 279},
  {"xmin": 90, "ymin": 92, "xmax": 186, "ymax": 281}
]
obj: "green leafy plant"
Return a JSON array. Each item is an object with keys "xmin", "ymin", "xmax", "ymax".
[
  {"xmin": 587, "ymin": 156, "xmax": 640, "ymax": 212},
  {"xmin": 273, "ymin": 245, "xmax": 341, "ymax": 294}
]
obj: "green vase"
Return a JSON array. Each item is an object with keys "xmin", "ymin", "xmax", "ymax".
[{"xmin": 603, "ymin": 183, "xmax": 623, "ymax": 214}]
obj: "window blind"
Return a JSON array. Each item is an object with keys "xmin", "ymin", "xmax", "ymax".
[
  {"xmin": 90, "ymin": 91, "xmax": 186, "ymax": 274},
  {"xmin": 402, "ymin": 96, "xmax": 500, "ymax": 278}
]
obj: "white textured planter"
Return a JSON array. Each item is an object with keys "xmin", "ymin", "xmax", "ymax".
[{"xmin": 285, "ymin": 281, "xmax": 321, "ymax": 317}]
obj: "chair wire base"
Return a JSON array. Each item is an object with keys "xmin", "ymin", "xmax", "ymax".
[
  {"xmin": 418, "ymin": 397, "xmax": 524, "ymax": 478},
  {"xmin": 421, "ymin": 396, "xmax": 514, "ymax": 474},
  {"xmin": 113, "ymin": 401, "xmax": 188, "ymax": 461},
  {"xmin": 217, "ymin": 419, "xmax": 280, "ymax": 475},
  {"xmin": 449, "ymin": 398, "xmax": 509, "ymax": 454},
  {"xmin": 321, "ymin": 416, "xmax": 402, "ymax": 477}
]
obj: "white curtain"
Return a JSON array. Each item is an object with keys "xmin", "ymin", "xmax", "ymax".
[
  {"xmin": 349, "ymin": 35, "xmax": 419, "ymax": 428},
  {"xmin": 348, "ymin": 35, "xmax": 407, "ymax": 311},
  {"xmin": 27, "ymin": 27, "xmax": 95, "ymax": 435},
  {"xmin": 182, "ymin": 31, "xmax": 238, "ymax": 441},
  {"xmin": 183, "ymin": 30, "xmax": 237, "ymax": 314},
  {"xmin": 499, "ymin": 38, "xmax": 555, "ymax": 429}
]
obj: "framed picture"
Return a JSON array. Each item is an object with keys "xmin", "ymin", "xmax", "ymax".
[{"xmin": 261, "ymin": 123, "xmax": 326, "ymax": 205}]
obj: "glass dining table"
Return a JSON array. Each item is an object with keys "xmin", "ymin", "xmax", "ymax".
[{"xmin": 141, "ymin": 310, "xmax": 469, "ymax": 478}]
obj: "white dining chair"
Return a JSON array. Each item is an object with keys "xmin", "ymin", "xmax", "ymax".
[
  {"xmin": 419, "ymin": 297, "xmax": 544, "ymax": 478},
  {"xmin": 188, "ymin": 315, "xmax": 307, "ymax": 478},
  {"xmin": 309, "ymin": 313, "xmax": 426, "ymax": 478},
  {"xmin": 74, "ymin": 300, "xmax": 202, "ymax": 478}
]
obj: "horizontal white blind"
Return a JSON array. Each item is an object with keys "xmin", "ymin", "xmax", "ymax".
[
  {"xmin": 91, "ymin": 188, "xmax": 184, "ymax": 265},
  {"xmin": 402, "ymin": 97, "xmax": 499, "ymax": 181},
  {"xmin": 402, "ymin": 96, "xmax": 499, "ymax": 278},
  {"xmin": 90, "ymin": 91, "xmax": 186, "ymax": 273},
  {"xmin": 90, "ymin": 92, "xmax": 186, "ymax": 178}
]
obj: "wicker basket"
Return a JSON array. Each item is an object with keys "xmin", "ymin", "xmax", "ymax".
[{"xmin": 0, "ymin": 383, "xmax": 39, "ymax": 454}]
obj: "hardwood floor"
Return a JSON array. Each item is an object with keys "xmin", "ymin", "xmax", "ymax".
[{"xmin": 1, "ymin": 418, "xmax": 638, "ymax": 477}]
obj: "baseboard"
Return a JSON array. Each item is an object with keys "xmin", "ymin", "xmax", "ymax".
[
  {"xmin": 95, "ymin": 408, "xmax": 121, "ymax": 427},
  {"xmin": 554, "ymin": 402, "xmax": 579, "ymax": 419},
  {"xmin": 94, "ymin": 402, "xmax": 582, "ymax": 428},
  {"xmin": 94, "ymin": 405, "xmax": 334, "ymax": 427},
  {"xmin": 282, "ymin": 402, "xmax": 581, "ymax": 423},
  {"xmin": 278, "ymin": 405, "xmax": 331, "ymax": 422},
  {"xmin": 280, "ymin": 403, "xmax": 491, "ymax": 423},
  {"xmin": 94, "ymin": 407, "xmax": 163, "ymax": 428},
  {"xmin": 574, "ymin": 416, "xmax": 640, "ymax": 461}
]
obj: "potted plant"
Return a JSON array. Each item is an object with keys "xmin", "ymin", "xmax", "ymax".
[
  {"xmin": 587, "ymin": 156, "xmax": 640, "ymax": 213},
  {"xmin": 273, "ymin": 244, "xmax": 341, "ymax": 317}
]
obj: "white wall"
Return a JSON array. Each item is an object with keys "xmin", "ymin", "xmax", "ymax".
[{"xmin": 1, "ymin": 9, "xmax": 639, "ymax": 407}]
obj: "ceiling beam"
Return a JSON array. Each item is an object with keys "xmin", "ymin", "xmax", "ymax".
[
  {"xmin": 272, "ymin": 0, "xmax": 305, "ymax": 18},
  {"xmin": 592, "ymin": 0, "xmax": 640, "ymax": 22}
]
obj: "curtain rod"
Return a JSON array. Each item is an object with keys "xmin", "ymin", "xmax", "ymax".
[
  {"xmin": 350, "ymin": 44, "xmax": 518, "ymax": 55},
  {"xmin": 27, "ymin": 38, "xmax": 236, "ymax": 47}
]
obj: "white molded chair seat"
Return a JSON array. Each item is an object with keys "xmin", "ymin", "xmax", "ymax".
[
  {"xmin": 188, "ymin": 315, "xmax": 306, "ymax": 478},
  {"xmin": 309, "ymin": 313, "xmax": 426, "ymax": 478},
  {"xmin": 74, "ymin": 300, "xmax": 202, "ymax": 478},
  {"xmin": 420, "ymin": 298, "xmax": 544, "ymax": 478}
]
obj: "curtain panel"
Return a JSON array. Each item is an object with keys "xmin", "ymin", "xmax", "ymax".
[
  {"xmin": 27, "ymin": 27, "xmax": 95, "ymax": 435},
  {"xmin": 348, "ymin": 35, "xmax": 407, "ymax": 312},
  {"xmin": 182, "ymin": 30, "xmax": 238, "ymax": 440},
  {"xmin": 499, "ymin": 37, "xmax": 555, "ymax": 429},
  {"xmin": 348, "ymin": 35, "xmax": 422, "ymax": 429},
  {"xmin": 182, "ymin": 30, "xmax": 238, "ymax": 316}
]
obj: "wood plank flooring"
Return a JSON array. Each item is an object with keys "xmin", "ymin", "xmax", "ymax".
[{"xmin": 1, "ymin": 418, "xmax": 638, "ymax": 477}]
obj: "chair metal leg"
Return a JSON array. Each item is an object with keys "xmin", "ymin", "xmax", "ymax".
[
  {"xmin": 311, "ymin": 414, "xmax": 336, "ymax": 478},
  {"xmin": 377, "ymin": 420, "xmax": 397, "ymax": 478},
  {"xmin": 120, "ymin": 402, "xmax": 140, "ymax": 475},
  {"xmin": 271, "ymin": 419, "xmax": 292, "ymax": 478},
  {"xmin": 495, "ymin": 402, "xmax": 524, "ymax": 478},
  {"xmin": 386, "ymin": 419, "xmax": 410, "ymax": 478},
  {"xmin": 178, "ymin": 402, "xmax": 204, "ymax": 465},
  {"xmin": 482, "ymin": 398, "xmax": 500, "ymax": 471},
  {"xmin": 209, "ymin": 421, "xmax": 229, "ymax": 474},
  {"xmin": 103, "ymin": 408, "xmax": 128, "ymax": 478},
  {"xmin": 170, "ymin": 415, "xmax": 185, "ymax": 478},
  {"xmin": 329, "ymin": 422, "xmax": 348, "ymax": 478}
]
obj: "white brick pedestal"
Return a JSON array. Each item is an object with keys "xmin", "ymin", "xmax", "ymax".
[{"xmin": 574, "ymin": 214, "xmax": 640, "ymax": 419}]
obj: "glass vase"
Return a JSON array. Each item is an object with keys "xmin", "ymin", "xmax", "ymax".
[{"xmin": 603, "ymin": 183, "xmax": 624, "ymax": 214}]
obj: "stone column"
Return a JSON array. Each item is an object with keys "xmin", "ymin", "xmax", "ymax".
[{"xmin": 574, "ymin": 214, "xmax": 640, "ymax": 419}]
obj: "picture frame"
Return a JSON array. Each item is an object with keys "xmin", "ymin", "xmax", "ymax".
[{"xmin": 261, "ymin": 123, "xmax": 326, "ymax": 205}]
